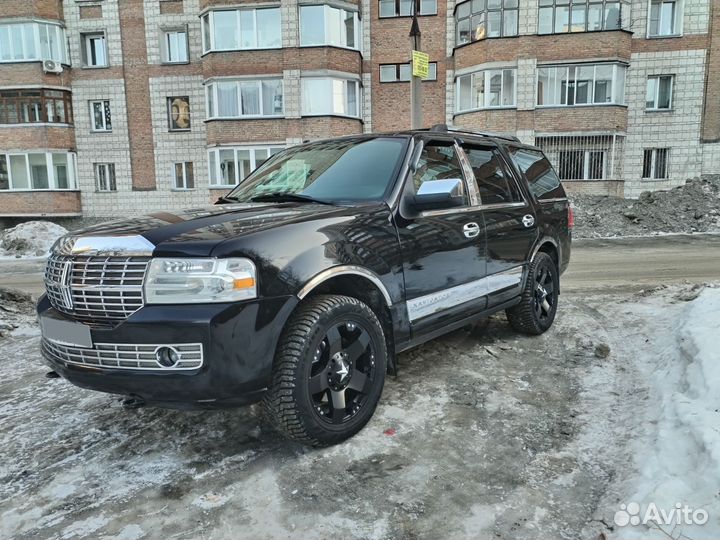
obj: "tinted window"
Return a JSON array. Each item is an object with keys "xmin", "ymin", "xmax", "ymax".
[
  {"xmin": 463, "ymin": 146, "xmax": 521, "ymax": 205},
  {"xmin": 226, "ymin": 137, "xmax": 407, "ymax": 202},
  {"xmin": 412, "ymin": 141, "xmax": 467, "ymax": 203},
  {"xmin": 507, "ymin": 147, "xmax": 565, "ymax": 200}
]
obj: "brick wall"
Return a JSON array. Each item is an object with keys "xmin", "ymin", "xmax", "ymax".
[
  {"xmin": 0, "ymin": 126, "xmax": 75, "ymax": 150},
  {"xmin": 0, "ymin": 191, "xmax": 81, "ymax": 217},
  {"xmin": 2, "ymin": 0, "xmax": 63, "ymax": 20},
  {"xmin": 701, "ymin": 1, "xmax": 720, "ymax": 141}
]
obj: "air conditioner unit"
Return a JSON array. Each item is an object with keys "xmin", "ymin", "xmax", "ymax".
[{"xmin": 43, "ymin": 60, "xmax": 63, "ymax": 74}]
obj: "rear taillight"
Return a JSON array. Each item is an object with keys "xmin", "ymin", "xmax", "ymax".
[{"xmin": 568, "ymin": 205, "xmax": 575, "ymax": 229}]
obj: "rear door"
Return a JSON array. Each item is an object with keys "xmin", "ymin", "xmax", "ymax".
[
  {"xmin": 396, "ymin": 137, "xmax": 488, "ymax": 335},
  {"xmin": 459, "ymin": 142, "xmax": 537, "ymax": 307}
]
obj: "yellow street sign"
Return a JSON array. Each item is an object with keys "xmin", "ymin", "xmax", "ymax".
[{"xmin": 412, "ymin": 50, "xmax": 429, "ymax": 79}]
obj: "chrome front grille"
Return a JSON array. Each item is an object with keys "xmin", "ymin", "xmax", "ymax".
[
  {"xmin": 42, "ymin": 339, "xmax": 204, "ymax": 371},
  {"xmin": 44, "ymin": 254, "xmax": 151, "ymax": 323}
]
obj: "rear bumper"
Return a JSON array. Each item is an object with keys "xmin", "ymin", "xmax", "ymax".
[{"xmin": 37, "ymin": 294, "xmax": 298, "ymax": 408}]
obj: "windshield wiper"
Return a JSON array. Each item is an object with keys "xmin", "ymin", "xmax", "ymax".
[
  {"xmin": 250, "ymin": 193, "xmax": 335, "ymax": 206},
  {"xmin": 215, "ymin": 195, "xmax": 239, "ymax": 204}
]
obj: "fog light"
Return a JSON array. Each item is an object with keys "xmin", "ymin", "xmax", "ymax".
[{"xmin": 155, "ymin": 346, "xmax": 180, "ymax": 368}]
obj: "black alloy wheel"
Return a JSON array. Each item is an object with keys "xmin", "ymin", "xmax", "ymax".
[{"xmin": 506, "ymin": 251, "xmax": 559, "ymax": 335}]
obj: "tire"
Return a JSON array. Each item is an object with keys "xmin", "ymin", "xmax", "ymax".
[
  {"xmin": 506, "ymin": 252, "xmax": 559, "ymax": 335},
  {"xmin": 262, "ymin": 294, "xmax": 387, "ymax": 447}
]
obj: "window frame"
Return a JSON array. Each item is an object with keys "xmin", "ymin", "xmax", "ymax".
[
  {"xmin": 557, "ymin": 149, "xmax": 607, "ymax": 180},
  {"xmin": 536, "ymin": 62, "xmax": 626, "ymax": 107},
  {"xmin": 642, "ymin": 148, "xmax": 669, "ymax": 179},
  {"xmin": 537, "ymin": 0, "xmax": 627, "ymax": 35},
  {"xmin": 167, "ymin": 96, "xmax": 191, "ymax": 131},
  {"xmin": 461, "ymin": 143, "xmax": 524, "ymax": 205},
  {"xmin": 201, "ymin": 7, "xmax": 282, "ymax": 53},
  {"xmin": 81, "ymin": 31, "xmax": 108, "ymax": 68},
  {"xmin": 162, "ymin": 28, "xmax": 189, "ymax": 64},
  {"xmin": 411, "ymin": 138, "xmax": 471, "ymax": 207},
  {"xmin": 378, "ymin": 0, "xmax": 437, "ymax": 18},
  {"xmin": 0, "ymin": 151, "xmax": 77, "ymax": 191},
  {"xmin": 89, "ymin": 99, "xmax": 112, "ymax": 132},
  {"xmin": 0, "ymin": 22, "xmax": 68, "ymax": 64},
  {"xmin": 455, "ymin": 68, "xmax": 517, "ymax": 113},
  {"xmin": 0, "ymin": 88, "xmax": 73, "ymax": 125},
  {"xmin": 208, "ymin": 145, "xmax": 285, "ymax": 187},
  {"xmin": 647, "ymin": 0, "xmax": 682, "ymax": 37},
  {"xmin": 205, "ymin": 78, "xmax": 284, "ymax": 119},
  {"xmin": 94, "ymin": 162, "xmax": 117, "ymax": 192},
  {"xmin": 645, "ymin": 74, "xmax": 674, "ymax": 110},
  {"xmin": 379, "ymin": 62, "xmax": 437, "ymax": 82},
  {"xmin": 299, "ymin": 5, "xmax": 362, "ymax": 51},
  {"xmin": 300, "ymin": 77, "xmax": 361, "ymax": 118},
  {"xmin": 173, "ymin": 161, "xmax": 195, "ymax": 190},
  {"xmin": 454, "ymin": 0, "xmax": 519, "ymax": 47}
]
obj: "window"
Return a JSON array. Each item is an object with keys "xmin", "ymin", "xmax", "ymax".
[
  {"xmin": 379, "ymin": 0, "xmax": 437, "ymax": 17},
  {"xmin": 506, "ymin": 146, "xmax": 564, "ymax": 199},
  {"xmin": 0, "ymin": 22, "xmax": 68, "ymax": 64},
  {"xmin": 455, "ymin": 0, "xmax": 518, "ymax": 46},
  {"xmin": 173, "ymin": 162, "xmax": 194, "ymax": 189},
  {"xmin": 642, "ymin": 148, "xmax": 669, "ymax": 179},
  {"xmin": 646, "ymin": 75, "xmax": 673, "ymax": 110},
  {"xmin": 537, "ymin": 63, "xmax": 625, "ymax": 106},
  {"xmin": 0, "ymin": 89, "xmax": 73, "ymax": 125},
  {"xmin": 208, "ymin": 146, "xmax": 284, "ymax": 187},
  {"xmin": 649, "ymin": 0, "xmax": 680, "ymax": 36},
  {"xmin": 380, "ymin": 62, "xmax": 437, "ymax": 82},
  {"xmin": 167, "ymin": 96, "xmax": 191, "ymax": 130},
  {"xmin": 300, "ymin": 5, "xmax": 361, "ymax": 50},
  {"xmin": 206, "ymin": 79, "xmax": 283, "ymax": 118},
  {"xmin": 0, "ymin": 152, "xmax": 77, "ymax": 190},
  {"xmin": 538, "ymin": 0, "xmax": 626, "ymax": 34},
  {"xmin": 301, "ymin": 78, "xmax": 360, "ymax": 117},
  {"xmin": 90, "ymin": 100, "xmax": 112, "ymax": 131},
  {"xmin": 557, "ymin": 149, "xmax": 605, "ymax": 179},
  {"xmin": 412, "ymin": 141, "xmax": 467, "ymax": 203},
  {"xmin": 95, "ymin": 163, "xmax": 116, "ymax": 191},
  {"xmin": 162, "ymin": 29, "xmax": 188, "ymax": 63},
  {"xmin": 81, "ymin": 32, "xmax": 107, "ymax": 67},
  {"xmin": 463, "ymin": 146, "xmax": 521, "ymax": 204},
  {"xmin": 201, "ymin": 8, "xmax": 281, "ymax": 52},
  {"xmin": 456, "ymin": 68, "xmax": 516, "ymax": 112}
]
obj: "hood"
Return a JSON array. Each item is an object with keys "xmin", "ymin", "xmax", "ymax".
[{"xmin": 61, "ymin": 202, "xmax": 358, "ymax": 257}]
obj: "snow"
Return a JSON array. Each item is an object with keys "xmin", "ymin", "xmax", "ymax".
[
  {"xmin": 618, "ymin": 288, "xmax": 720, "ymax": 539},
  {"xmin": 0, "ymin": 221, "xmax": 67, "ymax": 259}
]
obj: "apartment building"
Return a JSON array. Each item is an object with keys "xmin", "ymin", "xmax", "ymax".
[{"xmin": 0, "ymin": 0, "xmax": 718, "ymax": 218}]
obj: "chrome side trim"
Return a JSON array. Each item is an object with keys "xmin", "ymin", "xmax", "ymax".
[
  {"xmin": 407, "ymin": 266, "xmax": 523, "ymax": 322},
  {"xmin": 297, "ymin": 265, "xmax": 393, "ymax": 307},
  {"xmin": 480, "ymin": 202, "xmax": 527, "ymax": 210},
  {"xmin": 53, "ymin": 235, "xmax": 156, "ymax": 256},
  {"xmin": 42, "ymin": 339, "xmax": 204, "ymax": 371},
  {"xmin": 537, "ymin": 197, "xmax": 568, "ymax": 203}
]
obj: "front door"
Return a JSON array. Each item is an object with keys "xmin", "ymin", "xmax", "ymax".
[
  {"xmin": 396, "ymin": 137, "xmax": 488, "ymax": 335},
  {"xmin": 460, "ymin": 142, "xmax": 538, "ymax": 307}
]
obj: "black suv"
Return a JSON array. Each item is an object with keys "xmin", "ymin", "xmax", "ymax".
[{"xmin": 38, "ymin": 125, "xmax": 572, "ymax": 446}]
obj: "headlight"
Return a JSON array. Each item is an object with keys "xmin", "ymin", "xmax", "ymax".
[{"xmin": 144, "ymin": 258, "xmax": 256, "ymax": 304}]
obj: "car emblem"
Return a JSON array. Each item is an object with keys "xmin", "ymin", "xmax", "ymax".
[
  {"xmin": 337, "ymin": 361, "xmax": 349, "ymax": 381},
  {"xmin": 57, "ymin": 259, "xmax": 74, "ymax": 310}
]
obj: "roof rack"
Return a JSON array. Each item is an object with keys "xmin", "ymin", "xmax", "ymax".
[{"xmin": 428, "ymin": 123, "xmax": 521, "ymax": 143}]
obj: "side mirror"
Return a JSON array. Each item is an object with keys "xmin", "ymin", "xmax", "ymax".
[{"xmin": 408, "ymin": 179, "xmax": 465, "ymax": 211}]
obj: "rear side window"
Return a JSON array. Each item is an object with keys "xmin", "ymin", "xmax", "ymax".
[
  {"xmin": 506, "ymin": 147, "xmax": 565, "ymax": 200},
  {"xmin": 412, "ymin": 141, "xmax": 468, "ymax": 204},
  {"xmin": 463, "ymin": 145, "xmax": 521, "ymax": 205}
]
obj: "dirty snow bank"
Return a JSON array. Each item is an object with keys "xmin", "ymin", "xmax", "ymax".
[
  {"xmin": 570, "ymin": 175, "xmax": 720, "ymax": 238},
  {"xmin": 0, "ymin": 221, "xmax": 67, "ymax": 258},
  {"xmin": 619, "ymin": 287, "xmax": 720, "ymax": 539}
]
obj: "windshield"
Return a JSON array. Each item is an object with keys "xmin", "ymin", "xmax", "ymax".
[{"xmin": 225, "ymin": 137, "xmax": 408, "ymax": 203}]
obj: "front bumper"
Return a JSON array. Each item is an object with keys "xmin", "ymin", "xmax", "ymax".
[{"xmin": 37, "ymin": 294, "xmax": 298, "ymax": 409}]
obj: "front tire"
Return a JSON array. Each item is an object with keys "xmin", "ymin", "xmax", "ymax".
[
  {"xmin": 262, "ymin": 294, "xmax": 387, "ymax": 446},
  {"xmin": 506, "ymin": 252, "xmax": 559, "ymax": 335}
]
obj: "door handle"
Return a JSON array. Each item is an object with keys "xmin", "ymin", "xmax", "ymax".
[
  {"xmin": 463, "ymin": 222, "xmax": 480, "ymax": 238},
  {"xmin": 522, "ymin": 214, "xmax": 535, "ymax": 228}
]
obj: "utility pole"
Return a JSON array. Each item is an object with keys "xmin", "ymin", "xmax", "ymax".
[{"xmin": 409, "ymin": 0, "xmax": 423, "ymax": 129}]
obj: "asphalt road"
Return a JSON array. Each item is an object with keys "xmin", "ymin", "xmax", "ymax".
[{"xmin": 1, "ymin": 233, "xmax": 719, "ymax": 297}]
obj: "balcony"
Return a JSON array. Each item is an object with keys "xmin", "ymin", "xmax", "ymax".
[{"xmin": 0, "ymin": 190, "xmax": 81, "ymax": 217}]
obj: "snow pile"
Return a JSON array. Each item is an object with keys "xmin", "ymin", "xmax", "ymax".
[
  {"xmin": 621, "ymin": 288, "xmax": 720, "ymax": 539},
  {"xmin": 0, "ymin": 221, "xmax": 67, "ymax": 258},
  {"xmin": 570, "ymin": 175, "xmax": 720, "ymax": 238}
]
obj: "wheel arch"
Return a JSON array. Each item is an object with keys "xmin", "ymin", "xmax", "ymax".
[
  {"xmin": 296, "ymin": 267, "xmax": 397, "ymax": 375},
  {"xmin": 530, "ymin": 237, "xmax": 561, "ymax": 292}
]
